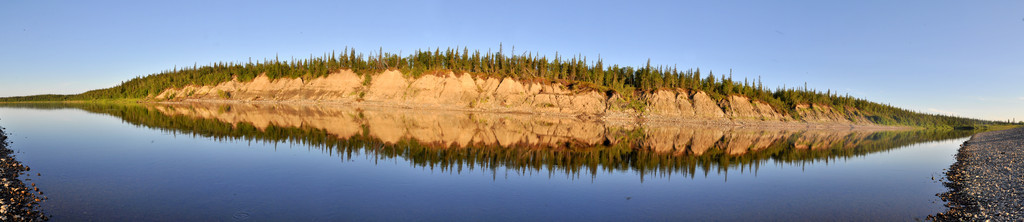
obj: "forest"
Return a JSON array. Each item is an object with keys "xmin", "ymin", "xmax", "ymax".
[{"xmin": 0, "ymin": 46, "xmax": 1013, "ymax": 127}]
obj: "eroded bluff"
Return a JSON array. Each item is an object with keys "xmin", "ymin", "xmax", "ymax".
[{"xmin": 155, "ymin": 70, "xmax": 870, "ymax": 124}]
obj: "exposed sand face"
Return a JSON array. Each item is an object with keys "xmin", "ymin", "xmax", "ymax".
[
  {"xmin": 155, "ymin": 69, "xmax": 877, "ymax": 125},
  {"xmin": 152, "ymin": 102, "xmax": 889, "ymax": 156}
]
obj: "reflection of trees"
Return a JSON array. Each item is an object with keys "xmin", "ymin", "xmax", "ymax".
[{"xmin": 2, "ymin": 103, "xmax": 974, "ymax": 179}]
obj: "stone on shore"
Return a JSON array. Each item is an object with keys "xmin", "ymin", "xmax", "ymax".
[{"xmin": 934, "ymin": 127, "xmax": 1024, "ymax": 221}]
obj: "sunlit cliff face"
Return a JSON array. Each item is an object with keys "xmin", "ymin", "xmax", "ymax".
[{"xmin": 154, "ymin": 70, "xmax": 875, "ymax": 124}]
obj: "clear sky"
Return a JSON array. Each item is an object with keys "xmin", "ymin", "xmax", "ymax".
[{"xmin": 1, "ymin": 0, "xmax": 1021, "ymax": 121}]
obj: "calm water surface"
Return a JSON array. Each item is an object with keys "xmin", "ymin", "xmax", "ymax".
[{"xmin": 0, "ymin": 103, "xmax": 968, "ymax": 221}]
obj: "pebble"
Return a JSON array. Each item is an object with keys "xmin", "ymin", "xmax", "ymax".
[
  {"xmin": 0, "ymin": 126, "xmax": 47, "ymax": 221},
  {"xmin": 933, "ymin": 127, "xmax": 1024, "ymax": 221}
]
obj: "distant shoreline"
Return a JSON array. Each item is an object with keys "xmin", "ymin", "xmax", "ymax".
[
  {"xmin": 1, "ymin": 46, "xmax": 1012, "ymax": 129},
  {"xmin": 935, "ymin": 127, "xmax": 1024, "ymax": 220}
]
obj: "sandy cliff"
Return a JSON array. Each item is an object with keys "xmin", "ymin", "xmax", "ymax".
[{"xmin": 155, "ymin": 69, "xmax": 875, "ymax": 125}]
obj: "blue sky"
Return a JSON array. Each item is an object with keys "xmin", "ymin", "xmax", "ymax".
[{"xmin": 1, "ymin": 0, "xmax": 1022, "ymax": 121}]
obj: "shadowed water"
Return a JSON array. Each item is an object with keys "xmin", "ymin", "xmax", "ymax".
[{"xmin": 0, "ymin": 103, "xmax": 971, "ymax": 221}]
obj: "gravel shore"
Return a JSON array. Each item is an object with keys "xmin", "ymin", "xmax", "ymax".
[
  {"xmin": 0, "ymin": 125, "xmax": 47, "ymax": 221},
  {"xmin": 935, "ymin": 127, "xmax": 1024, "ymax": 221}
]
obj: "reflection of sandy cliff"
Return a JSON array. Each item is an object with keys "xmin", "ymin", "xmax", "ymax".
[{"xmin": 152, "ymin": 103, "xmax": 886, "ymax": 156}]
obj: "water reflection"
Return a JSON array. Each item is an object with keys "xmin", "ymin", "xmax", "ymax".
[{"xmin": 3, "ymin": 102, "xmax": 974, "ymax": 179}]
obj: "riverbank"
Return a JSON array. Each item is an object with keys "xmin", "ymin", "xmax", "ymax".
[
  {"xmin": 152, "ymin": 70, "xmax": 879, "ymax": 126},
  {"xmin": 935, "ymin": 127, "xmax": 1024, "ymax": 220},
  {"xmin": 0, "ymin": 124, "xmax": 47, "ymax": 221}
]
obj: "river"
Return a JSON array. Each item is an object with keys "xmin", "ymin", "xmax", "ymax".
[{"xmin": 0, "ymin": 103, "xmax": 969, "ymax": 221}]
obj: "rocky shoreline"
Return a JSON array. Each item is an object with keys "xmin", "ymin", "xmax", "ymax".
[
  {"xmin": 934, "ymin": 127, "xmax": 1024, "ymax": 220},
  {"xmin": 0, "ymin": 124, "xmax": 47, "ymax": 221}
]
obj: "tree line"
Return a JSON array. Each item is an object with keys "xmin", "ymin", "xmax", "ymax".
[{"xmin": 0, "ymin": 46, "xmax": 1012, "ymax": 127}]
